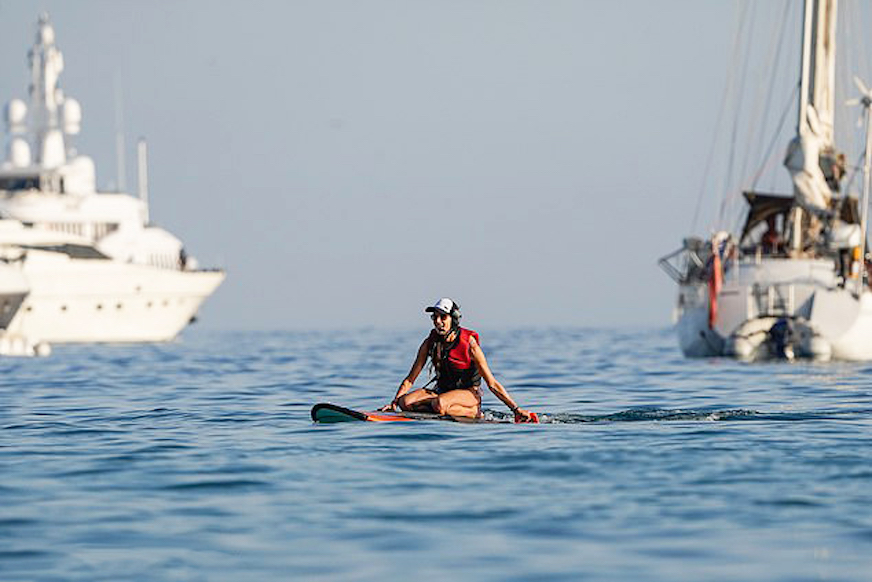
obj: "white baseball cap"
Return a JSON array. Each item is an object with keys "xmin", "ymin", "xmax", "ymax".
[{"xmin": 425, "ymin": 297, "xmax": 456, "ymax": 315}]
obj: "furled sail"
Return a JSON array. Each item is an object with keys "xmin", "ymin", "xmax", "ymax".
[
  {"xmin": 784, "ymin": 106, "xmax": 832, "ymax": 216},
  {"xmin": 785, "ymin": 0, "xmax": 841, "ymax": 219}
]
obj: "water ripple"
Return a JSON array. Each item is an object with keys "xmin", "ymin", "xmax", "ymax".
[{"xmin": 2, "ymin": 327, "xmax": 872, "ymax": 581}]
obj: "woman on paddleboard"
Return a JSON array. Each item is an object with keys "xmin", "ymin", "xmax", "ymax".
[{"xmin": 381, "ymin": 298, "xmax": 536, "ymax": 422}]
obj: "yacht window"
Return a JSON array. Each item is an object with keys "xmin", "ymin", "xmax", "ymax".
[
  {"xmin": 21, "ymin": 244, "xmax": 109, "ymax": 259},
  {"xmin": 0, "ymin": 175, "xmax": 40, "ymax": 191}
]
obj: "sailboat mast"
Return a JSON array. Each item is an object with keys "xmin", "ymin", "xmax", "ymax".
[
  {"xmin": 791, "ymin": 0, "xmax": 816, "ymax": 252},
  {"xmin": 798, "ymin": 0, "xmax": 814, "ymax": 137},
  {"xmin": 798, "ymin": 0, "xmax": 838, "ymax": 141},
  {"xmin": 790, "ymin": 0, "xmax": 839, "ymax": 253},
  {"xmin": 859, "ymin": 105, "xmax": 871, "ymax": 295}
]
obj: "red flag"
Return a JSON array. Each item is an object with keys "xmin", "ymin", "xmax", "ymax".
[{"xmin": 708, "ymin": 241, "xmax": 723, "ymax": 329}]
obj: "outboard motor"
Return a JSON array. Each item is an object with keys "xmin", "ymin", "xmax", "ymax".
[{"xmin": 768, "ymin": 318, "xmax": 795, "ymax": 360}]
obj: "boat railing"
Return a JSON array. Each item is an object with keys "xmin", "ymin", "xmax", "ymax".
[
  {"xmin": 658, "ymin": 238, "xmax": 710, "ymax": 284},
  {"xmin": 751, "ymin": 283, "xmax": 796, "ymax": 317}
]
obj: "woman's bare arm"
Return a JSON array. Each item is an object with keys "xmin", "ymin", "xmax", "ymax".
[
  {"xmin": 469, "ymin": 336, "xmax": 534, "ymax": 420},
  {"xmin": 380, "ymin": 337, "xmax": 431, "ymax": 410}
]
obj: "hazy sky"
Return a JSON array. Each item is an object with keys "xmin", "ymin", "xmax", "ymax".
[{"xmin": 3, "ymin": 1, "xmax": 865, "ymax": 332}]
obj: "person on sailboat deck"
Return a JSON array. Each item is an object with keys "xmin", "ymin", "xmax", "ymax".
[
  {"xmin": 762, "ymin": 215, "xmax": 782, "ymax": 255},
  {"xmin": 823, "ymin": 152, "xmax": 847, "ymax": 192},
  {"xmin": 381, "ymin": 298, "xmax": 535, "ymax": 422}
]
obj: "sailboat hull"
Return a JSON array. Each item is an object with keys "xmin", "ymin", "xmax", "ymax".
[{"xmin": 674, "ymin": 257, "xmax": 872, "ymax": 361}]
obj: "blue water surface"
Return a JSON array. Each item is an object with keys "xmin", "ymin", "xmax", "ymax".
[{"xmin": 2, "ymin": 327, "xmax": 872, "ymax": 581}]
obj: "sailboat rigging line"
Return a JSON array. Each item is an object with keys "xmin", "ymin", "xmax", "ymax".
[
  {"xmin": 719, "ymin": 0, "xmax": 754, "ymax": 229},
  {"xmin": 858, "ymin": 2, "xmax": 872, "ymax": 94},
  {"xmin": 837, "ymin": 1, "xmax": 854, "ymax": 155},
  {"xmin": 691, "ymin": 1, "xmax": 749, "ymax": 234},
  {"xmin": 690, "ymin": 69, "xmax": 730, "ymax": 233},
  {"xmin": 690, "ymin": 83, "xmax": 728, "ymax": 232},
  {"xmin": 843, "ymin": 149, "xmax": 866, "ymax": 195},
  {"xmin": 750, "ymin": 85, "xmax": 801, "ymax": 191},
  {"xmin": 832, "ymin": 2, "xmax": 848, "ymax": 163},
  {"xmin": 839, "ymin": 1, "xmax": 872, "ymax": 170},
  {"xmin": 745, "ymin": 0, "xmax": 794, "ymax": 190},
  {"xmin": 834, "ymin": 3, "xmax": 872, "ymax": 220}
]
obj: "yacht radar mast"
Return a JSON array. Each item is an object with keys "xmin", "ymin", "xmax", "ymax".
[{"xmin": 26, "ymin": 13, "xmax": 82, "ymax": 168}]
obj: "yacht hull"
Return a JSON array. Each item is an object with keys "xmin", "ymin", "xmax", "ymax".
[
  {"xmin": 0, "ymin": 17, "xmax": 225, "ymax": 350},
  {"xmin": 4, "ymin": 257, "xmax": 224, "ymax": 343}
]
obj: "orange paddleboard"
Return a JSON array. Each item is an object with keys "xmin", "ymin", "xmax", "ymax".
[{"xmin": 311, "ymin": 403, "xmax": 538, "ymax": 424}]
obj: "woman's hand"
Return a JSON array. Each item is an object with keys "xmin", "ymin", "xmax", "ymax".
[
  {"xmin": 513, "ymin": 407, "xmax": 539, "ymax": 424},
  {"xmin": 378, "ymin": 400, "xmax": 399, "ymax": 412}
]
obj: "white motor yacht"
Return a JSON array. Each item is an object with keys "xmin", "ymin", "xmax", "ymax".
[{"xmin": 0, "ymin": 14, "xmax": 224, "ymax": 347}]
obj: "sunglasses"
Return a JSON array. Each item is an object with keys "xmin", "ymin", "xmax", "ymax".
[{"xmin": 431, "ymin": 312, "xmax": 451, "ymax": 321}]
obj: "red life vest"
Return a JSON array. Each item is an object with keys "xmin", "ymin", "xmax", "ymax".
[{"xmin": 428, "ymin": 327, "xmax": 481, "ymax": 393}]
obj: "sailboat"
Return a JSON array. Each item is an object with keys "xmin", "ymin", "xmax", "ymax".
[{"xmin": 659, "ymin": 0, "xmax": 872, "ymax": 361}]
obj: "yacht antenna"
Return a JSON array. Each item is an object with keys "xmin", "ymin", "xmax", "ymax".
[
  {"xmin": 137, "ymin": 138, "xmax": 149, "ymax": 225},
  {"xmin": 114, "ymin": 79, "xmax": 126, "ymax": 192}
]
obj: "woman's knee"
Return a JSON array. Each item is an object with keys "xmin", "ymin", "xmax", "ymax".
[
  {"xmin": 397, "ymin": 394, "xmax": 415, "ymax": 410},
  {"xmin": 433, "ymin": 394, "xmax": 478, "ymax": 416},
  {"xmin": 398, "ymin": 390, "xmax": 434, "ymax": 411},
  {"xmin": 432, "ymin": 395, "xmax": 448, "ymax": 415}
]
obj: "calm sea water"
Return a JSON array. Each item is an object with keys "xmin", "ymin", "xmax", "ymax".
[{"xmin": 2, "ymin": 327, "xmax": 872, "ymax": 581}]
